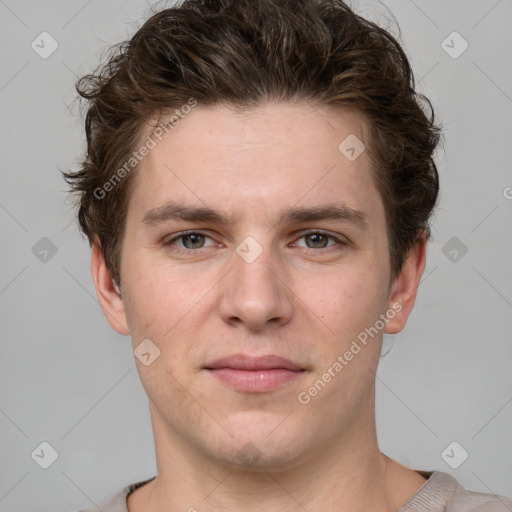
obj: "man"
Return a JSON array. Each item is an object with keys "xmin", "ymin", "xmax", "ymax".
[{"xmin": 64, "ymin": 0, "xmax": 512, "ymax": 510}]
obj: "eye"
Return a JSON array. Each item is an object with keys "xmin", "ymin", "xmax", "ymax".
[
  {"xmin": 292, "ymin": 231, "xmax": 345, "ymax": 250},
  {"xmin": 163, "ymin": 231, "xmax": 215, "ymax": 251},
  {"xmin": 162, "ymin": 230, "xmax": 347, "ymax": 255}
]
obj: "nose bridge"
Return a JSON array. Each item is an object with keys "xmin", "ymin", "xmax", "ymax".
[
  {"xmin": 235, "ymin": 236, "xmax": 277, "ymax": 290},
  {"xmin": 218, "ymin": 234, "xmax": 294, "ymax": 329}
]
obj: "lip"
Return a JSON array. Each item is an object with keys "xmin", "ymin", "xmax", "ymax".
[
  {"xmin": 205, "ymin": 354, "xmax": 306, "ymax": 393},
  {"xmin": 206, "ymin": 354, "xmax": 304, "ymax": 371}
]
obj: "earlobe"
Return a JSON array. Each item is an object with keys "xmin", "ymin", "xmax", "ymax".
[
  {"xmin": 91, "ymin": 240, "xmax": 130, "ymax": 336},
  {"xmin": 384, "ymin": 234, "xmax": 427, "ymax": 335}
]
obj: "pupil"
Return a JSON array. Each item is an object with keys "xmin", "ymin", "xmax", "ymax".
[
  {"xmin": 307, "ymin": 233, "xmax": 327, "ymax": 248},
  {"xmin": 184, "ymin": 234, "xmax": 203, "ymax": 248}
]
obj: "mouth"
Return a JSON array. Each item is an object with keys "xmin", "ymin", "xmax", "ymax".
[{"xmin": 204, "ymin": 354, "xmax": 306, "ymax": 393}]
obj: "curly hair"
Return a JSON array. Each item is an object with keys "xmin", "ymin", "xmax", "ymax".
[{"xmin": 63, "ymin": 0, "xmax": 441, "ymax": 287}]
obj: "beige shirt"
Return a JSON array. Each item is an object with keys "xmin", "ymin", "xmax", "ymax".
[{"xmin": 76, "ymin": 471, "xmax": 512, "ymax": 512}]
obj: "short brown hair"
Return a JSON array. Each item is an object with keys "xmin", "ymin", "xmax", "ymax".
[{"xmin": 63, "ymin": 0, "xmax": 440, "ymax": 287}]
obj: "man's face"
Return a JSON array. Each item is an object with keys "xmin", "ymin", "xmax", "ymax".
[{"xmin": 113, "ymin": 102, "xmax": 403, "ymax": 469}]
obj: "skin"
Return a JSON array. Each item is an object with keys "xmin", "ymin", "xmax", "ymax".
[{"xmin": 92, "ymin": 102, "xmax": 428, "ymax": 512}]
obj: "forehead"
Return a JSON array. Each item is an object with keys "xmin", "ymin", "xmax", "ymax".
[{"xmin": 126, "ymin": 102, "xmax": 384, "ymax": 227}]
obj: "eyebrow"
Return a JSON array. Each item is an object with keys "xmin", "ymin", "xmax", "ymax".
[{"xmin": 141, "ymin": 201, "xmax": 369, "ymax": 229}]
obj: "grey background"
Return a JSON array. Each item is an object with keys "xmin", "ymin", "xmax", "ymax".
[{"xmin": 0, "ymin": 0, "xmax": 511, "ymax": 510}]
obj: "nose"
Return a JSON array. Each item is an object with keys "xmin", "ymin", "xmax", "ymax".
[{"xmin": 217, "ymin": 241, "xmax": 294, "ymax": 331}]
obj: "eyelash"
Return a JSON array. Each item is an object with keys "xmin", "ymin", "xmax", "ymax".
[{"xmin": 162, "ymin": 230, "xmax": 348, "ymax": 255}]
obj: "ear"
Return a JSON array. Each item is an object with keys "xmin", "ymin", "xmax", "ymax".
[
  {"xmin": 91, "ymin": 239, "xmax": 130, "ymax": 335},
  {"xmin": 384, "ymin": 233, "xmax": 427, "ymax": 334}
]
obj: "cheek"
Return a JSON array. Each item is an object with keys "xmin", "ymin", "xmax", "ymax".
[
  {"xmin": 297, "ymin": 265, "xmax": 388, "ymax": 344},
  {"xmin": 121, "ymin": 254, "xmax": 211, "ymax": 339}
]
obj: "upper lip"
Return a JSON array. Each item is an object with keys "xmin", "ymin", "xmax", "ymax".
[{"xmin": 205, "ymin": 354, "xmax": 304, "ymax": 371}]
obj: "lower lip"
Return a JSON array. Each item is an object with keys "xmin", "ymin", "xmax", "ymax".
[{"xmin": 207, "ymin": 368, "xmax": 304, "ymax": 392}]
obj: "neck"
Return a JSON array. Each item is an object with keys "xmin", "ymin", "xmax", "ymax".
[{"xmin": 127, "ymin": 402, "xmax": 425, "ymax": 512}]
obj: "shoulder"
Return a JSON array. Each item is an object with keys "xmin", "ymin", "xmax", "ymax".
[
  {"xmin": 399, "ymin": 471, "xmax": 512, "ymax": 511},
  {"xmin": 446, "ymin": 476, "xmax": 512, "ymax": 512},
  {"xmin": 70, "ymin": 476, "xmax": 156, "ymax": 512}
]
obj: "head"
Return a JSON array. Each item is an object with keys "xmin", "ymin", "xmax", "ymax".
[{"xmin": 64, "ymin": 0, "xmax": 440, "ymax": 470}]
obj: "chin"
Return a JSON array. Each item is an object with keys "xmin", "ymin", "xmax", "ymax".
[
  {"xmin": 216, "ymin": 442, "xmax": 306, "ymax": 473},
  {"xmin": 210, "ymin": 413, "xmax": 315, "ymax": 472}
]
